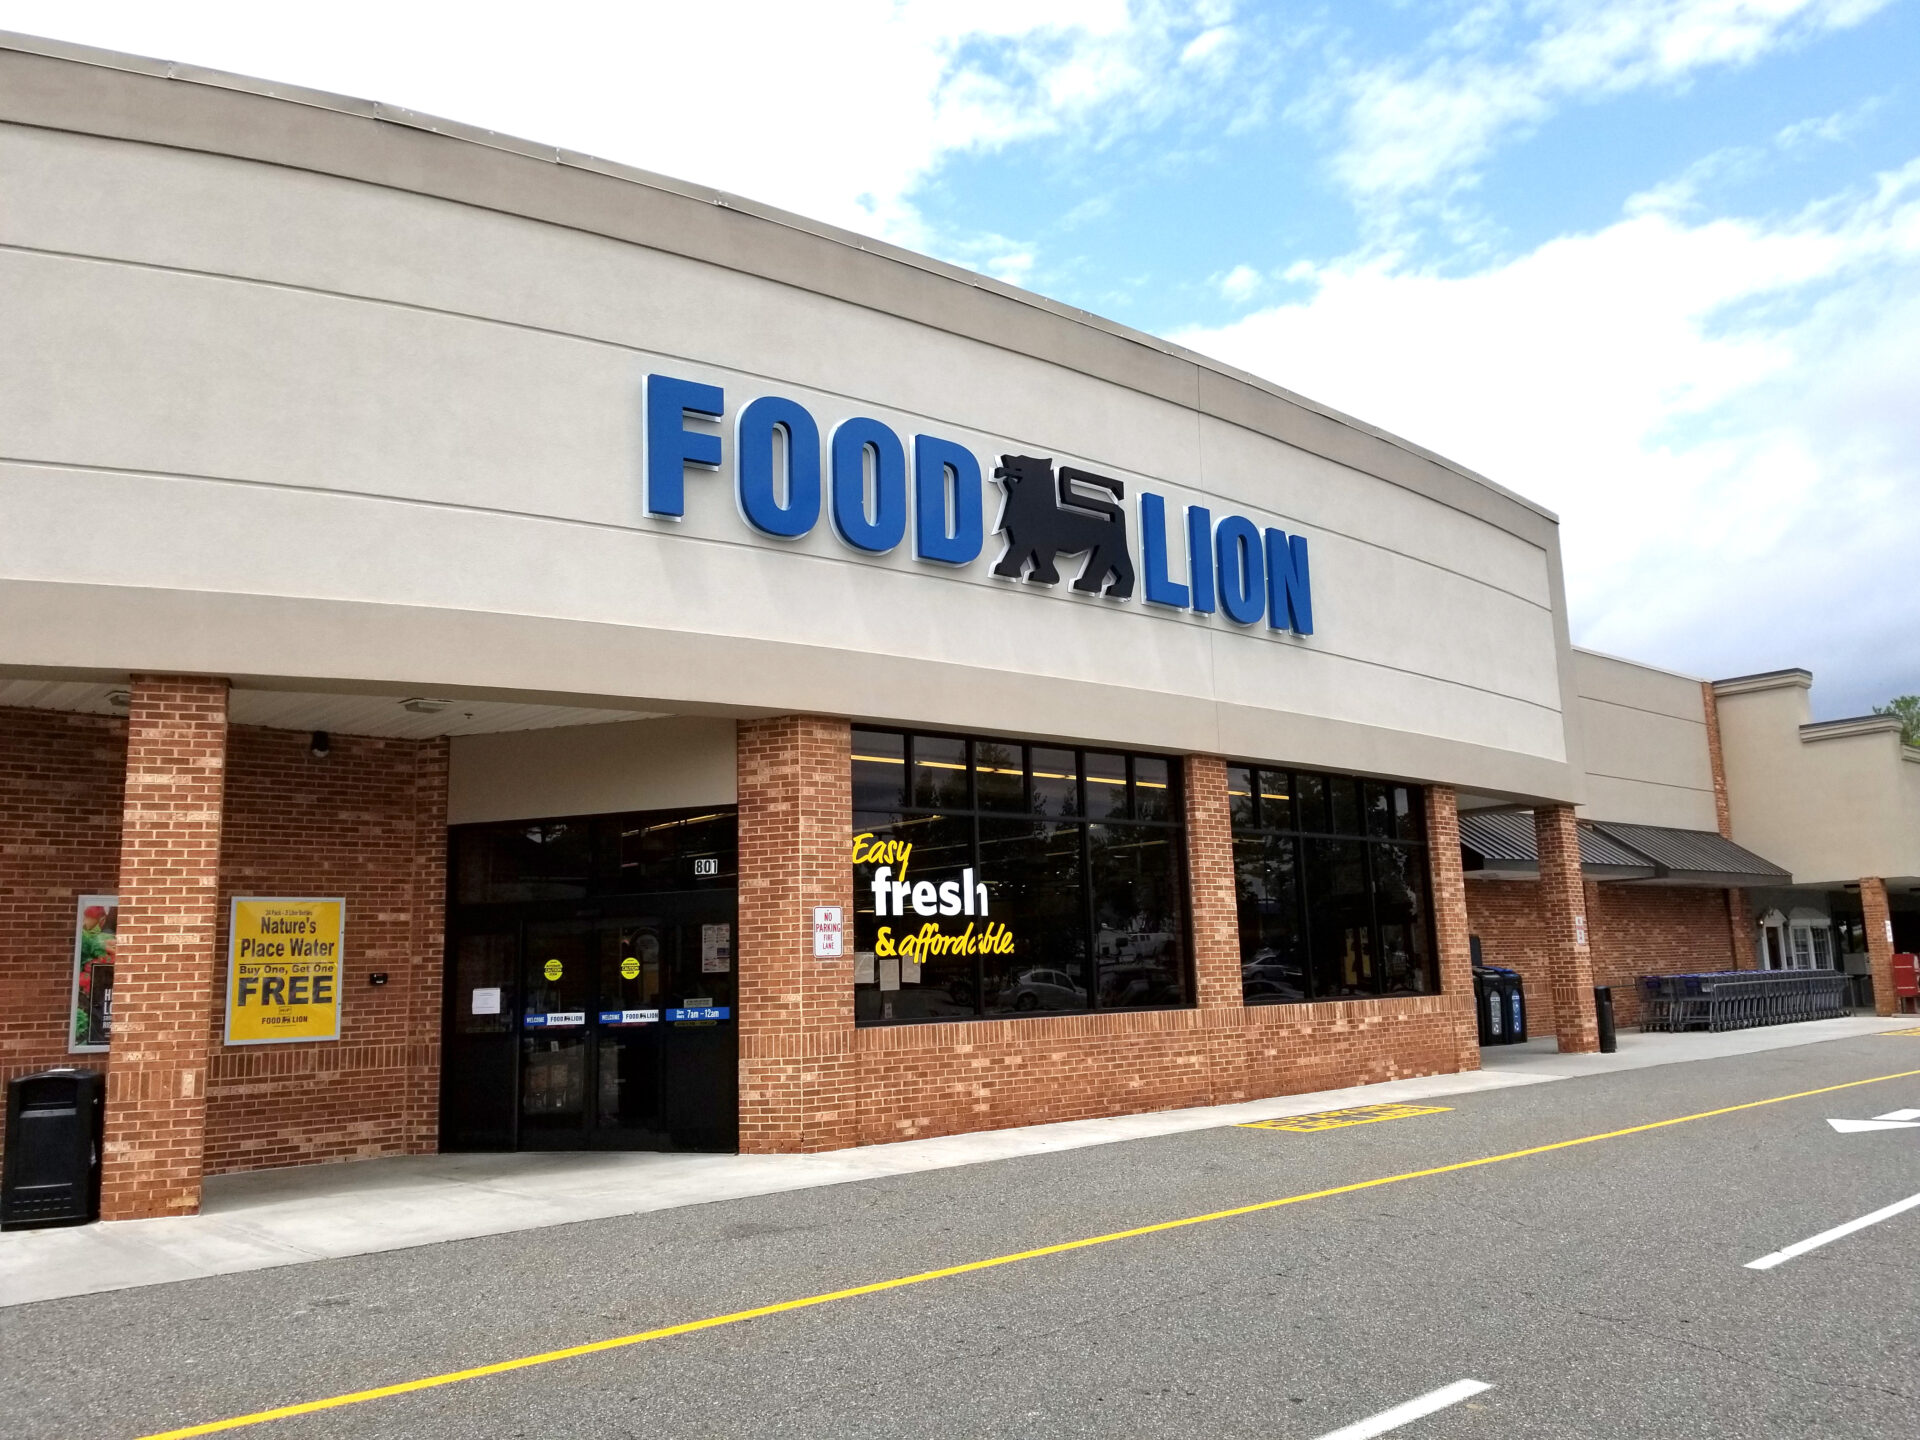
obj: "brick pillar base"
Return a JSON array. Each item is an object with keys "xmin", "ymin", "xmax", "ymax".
[
  {"xmin": 1425, "ymin": 786, "xmax": 1481, "ymax": 1071},
  {"xmin": 1183, "ymin": 756, "xmax": 1242, "ymax": 1011},
  {"xmin": 737, "ymin": 716, "xmax": 855, "ymax": 1153},
  {"xmin": 1535, "ymin": 805, "xmax": 1599, "ymax": 1053},
  {"xmin": 101, "ymin": 676, "xmax": 229, "ymax": 1220},
  {"xmin": 1862, "ymin": 877, "xmax": 1897, "ymax": 1017}
]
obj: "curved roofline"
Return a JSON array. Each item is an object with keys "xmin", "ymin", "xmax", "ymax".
[{"xmin": 0, "ymin": 27, "xmax": 1559, "ymax": 544}]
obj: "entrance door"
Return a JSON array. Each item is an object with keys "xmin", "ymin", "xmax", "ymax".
[
  {"xmin": 519, "ymin": 919, "xmax": 600, "ymax": 1147},
  {"xmin": 443, "ymin": 904, "xmax": 737, "ymax": 1152}
]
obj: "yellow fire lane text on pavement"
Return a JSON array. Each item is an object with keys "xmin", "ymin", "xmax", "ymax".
[{"xmin": 1239, "ymin": 1102, "xmax": 1453, "ymax": 1132}]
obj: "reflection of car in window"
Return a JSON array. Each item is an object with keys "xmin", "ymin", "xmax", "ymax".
[
  {"xmin": 1241, "ymin": 948, "xmax": 1308, "ymax": 1001},
  {"xmin": 1005, "ymin": 967, "xmax": 1082, "ymax": 1011},
  {"xmin": 1098, "ymin": 957, "xmax": 1181, "ymax": 1008},
  {"xmin": 1096, "ymin": 928, "xmax": 1175, "ymax": 960}
]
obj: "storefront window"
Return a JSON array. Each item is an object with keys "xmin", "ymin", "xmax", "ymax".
[
  {"xmin": 452, "ymin": 808, "xmax": 738, "ymax": 903},
  {"xmin": 853, "ymin": 730, "xmax": 1191, "ymax": 1025},
  {"xmin": 1228, "ymin": 765, "xmax": 1435, "ymax": 1004}
]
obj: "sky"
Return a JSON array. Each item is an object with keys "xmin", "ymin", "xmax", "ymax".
[{"xmin": 4, "ymin": 0, "xmax": 1916, "ymax": 717}]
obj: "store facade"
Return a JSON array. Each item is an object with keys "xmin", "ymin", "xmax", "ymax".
[{"xmin": 5, "ymin": 33, "xmax": 1898, "ymax": 1224}]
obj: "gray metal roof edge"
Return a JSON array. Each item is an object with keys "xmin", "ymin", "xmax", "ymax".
[
  {"xmin": 0, "ymin": 27, "xmax": 1561, "ymax": 533},
  {"xmin": 1712, "ymin": 668, "xmax": 1813, "ymax": 697}
]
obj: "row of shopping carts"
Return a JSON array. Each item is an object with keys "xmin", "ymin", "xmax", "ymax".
[{"xmin": 1640, "ymin": 971, "xmax": 1849, "ymax": 1033}]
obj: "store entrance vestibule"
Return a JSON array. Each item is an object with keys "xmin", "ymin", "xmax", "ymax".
[{"xmin": 440, "ymin": 806, "xmax": 739, "ymax": 1153}]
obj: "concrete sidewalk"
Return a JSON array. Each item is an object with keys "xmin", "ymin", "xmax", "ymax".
[{"xmin": 4, "ymin": 1012, "xmax": 1912, "ymax": 1308}]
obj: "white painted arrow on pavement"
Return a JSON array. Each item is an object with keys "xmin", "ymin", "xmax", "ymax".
[{"xmin": 1828, "ymin": 1109, "xmax": 1920, "ymax": 1133}]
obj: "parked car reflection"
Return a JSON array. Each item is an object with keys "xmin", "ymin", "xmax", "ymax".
[
  {"xmin": 1002, "ymin": 967, "xmax": 1085, "ymax": 1011},
  {"xmin": 1242, "ymin": 947, "xmax": 1308, "ymax": 1002}
]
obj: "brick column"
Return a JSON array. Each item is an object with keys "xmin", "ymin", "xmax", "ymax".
[
  {"xmin": 736, "ymin": 716, "xmax": 855, "ymax": 1153},
  {"xmin": 1424, "ymin": 786, "xmax": 1481, "ymax": 1071},
  {"xmin": 1701, "ymin": 681, "xmax": 1734, "ymax": 838},
  {"xmin": 1701, "ymin": 683, "xmax": 1757, "ymax": 970},
  {"xmin": 1862, "ymin": 877, "xmax": 1897, "ymax": 1017},
  {"xmin": 1726, "ymin": 889, "xmax": 1758, "ymax": 970},
  {"xmin": 404, "ymin": 737, "xmax": 449, "ymax": 1153},
  {"xmin": 1183, "ymin": 756, "xmax": 1242, "ymax": 1010},
  {"xmin": 101, "ymin": 676, "xmax": 229, "ymax": 1219},
  {"xmin": 1534, "ymin": 805, "xmax": 1599, "ymax": 1052}
]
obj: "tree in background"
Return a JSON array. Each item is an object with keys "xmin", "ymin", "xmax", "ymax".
[{"xmin": 1873, "ymin": 695, "xmax": 1920, "ymax": 746}]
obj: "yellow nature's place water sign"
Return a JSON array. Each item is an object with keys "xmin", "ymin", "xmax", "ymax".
[{"xmin": 225, "ymin": 897, "xmax": 346, "ymax": 1045}]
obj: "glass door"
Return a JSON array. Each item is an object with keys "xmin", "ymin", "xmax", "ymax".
[
  {"xmin": 520, "ymin": 921, "xmax": 597, "ymax": 1146},
  {"xmin": 443, "ymin": 896, "xmax": 739, "ymax": 1152},
  {"xmin": 593, "ymin": 918, "xmax": 671, "ymax": 1147}
]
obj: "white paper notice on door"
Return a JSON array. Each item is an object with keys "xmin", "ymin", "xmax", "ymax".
[
  {"xmin": 471, "ymin": 987, "xmax": 501, "ymax": 1016},
  {"xmin": 701, "ymin": 923, "xmax": 732, "ymax": 974}
]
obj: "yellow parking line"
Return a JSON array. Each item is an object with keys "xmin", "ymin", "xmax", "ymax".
[{"xmin": 138, "ymin": 1065, "xmax": 1920, "ymax": 1439}]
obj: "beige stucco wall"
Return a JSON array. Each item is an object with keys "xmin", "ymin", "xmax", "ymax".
[
  {"xmin": 1570, "ymin": 648, "xmax": 1718, "ymax": 829},
  {"xmin": 1715, "ymin": 674, "xmax": 1920, "ymax": 885},
  {"xmin": 449, "ymin": 717, "xmax": 737, "ymax": 825},
  {"xmin": 0, "ymin": 36, "xmax": 1582, "ymax": 801}
]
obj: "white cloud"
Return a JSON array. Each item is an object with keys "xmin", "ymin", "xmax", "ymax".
[
  {"xmin": 0, "ymin": 0, "xmax": 1247, "ymax": 260},
  {"xmin": 1173, "ymin": 158, "xmax": 1920, "ymax": 712},
  {"xmin": 1216, "ymin": 263, "xmax": 1264, "ymax": 301},
  {"xmin": 1320, "ymin": 0, "xmax": 1894, "ymax": 211}
]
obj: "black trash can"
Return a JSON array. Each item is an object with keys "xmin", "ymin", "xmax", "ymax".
[
  {"xmin": 1593, "ymin": 986, "xmax": 1618, "ymax": 1054},
  {"xmin": 2, "ymin": 1068, "xmax": 106, "ymax": 1230},
  {"xmin": 1473, "ymin": 967, "xmax": 1505, "ymax": 1046},
  {"xmin": 1501, "ymin": 970, "xmax": 1527, "ymax": 1044}
]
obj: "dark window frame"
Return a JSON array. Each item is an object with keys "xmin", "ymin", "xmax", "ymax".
[
  {"xmin": 1227, "ymin": 765, "xmax": 1437, "ymax": 1005},
  {"xmin": 853, "ymin": 728, "xmax": 1193, "ymax": 1026}
]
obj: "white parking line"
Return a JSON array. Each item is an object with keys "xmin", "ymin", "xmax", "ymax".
[
  {"xmin": 1745, "ymin": 1191, "xmax": 1920, "ymax": 1271},
  {"xmin": 1311, "ymin": 1380, "xmax": 1493, "ymax": 1440}
]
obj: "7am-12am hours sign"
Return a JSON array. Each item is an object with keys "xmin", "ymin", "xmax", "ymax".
[{"xmin": 224, "ymin": 897, "xmax": 345, "ymax": 1045}]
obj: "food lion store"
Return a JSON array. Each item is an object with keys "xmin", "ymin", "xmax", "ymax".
[{"xmin": 0, "ymin": 34, "xmax": 1785, "ymax": 1221}]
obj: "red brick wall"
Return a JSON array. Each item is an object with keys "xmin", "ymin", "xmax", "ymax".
[
  {"xmin": 0, "ymin": 704, "xmax": 446, "ymax": 1183},
  {"xmin": 204, "ymin": 727, "xmax": 447, "ymax": 1174},
  {"xmin": 1533, "ymin": 805, "xmax": 1599, "ymax": 1052},
  {"xmin": 851, "ymin": 996, "xmax": 1468, "ymax": 1142},
  {"xmin": 1862, "ymin": 877, "xmax": 1896, "ymax": 1018},
  {"xmin": 738, "ymin": 735, "xmax": 1477, "ymax": 1150},
  {"xmin": 405, "ymin": 740, "xmax": 449, "ymax": 1152},
  {"xmin": 0, "ymin": 708, "xmax": 127, "ymax": 1138},
  {"xmin": 1424, "ymin": 787, "xmax": 1482, "ymax": 1072},
  {"xmin": 1466, "ymin": 877, "xmax": 1737, "ymax": 1030},
  {"xmin": 1184, "ymin": 755, "xmax": 1242, "ymax": 1011},
  {"xmin": 102, "ymin": 676, "xmax": 230, "ymax": 1219},
  {"xmin": 736, "ymin": 715, "xmax": 857, "ymax": 1153}
]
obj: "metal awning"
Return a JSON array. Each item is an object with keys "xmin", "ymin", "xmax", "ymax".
[
  {"xmin": 1457, "ymin": 812, "xmax": 1789, "ymax": 886},
  {"xmin": 1584, "ymin": 820, "xmax": 1792, "ymax": 887},
  {"xmin": 1457, "ymin": 811, "xmax": 1655, "ymax": 881}
]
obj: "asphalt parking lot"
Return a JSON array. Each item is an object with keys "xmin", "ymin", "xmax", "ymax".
[{"xmin": 6, "ymin": 1034, "xmax": 1920, "ymax": 1439}]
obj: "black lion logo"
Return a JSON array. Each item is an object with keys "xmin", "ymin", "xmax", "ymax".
[{"xmin": 991, "ymin": 455, "xmax": 1135, "ymax": 599}]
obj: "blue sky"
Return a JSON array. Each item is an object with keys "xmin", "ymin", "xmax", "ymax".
[{"xmin": 5, "ymin": 1, "xmax": 1916, "ymax": 716}]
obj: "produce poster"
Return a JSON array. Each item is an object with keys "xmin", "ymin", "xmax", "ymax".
[
  {"xmin": 224, "ymin": 898, "xmax": 345, "ymax": 1045},
  {"xmin": 69, "ymin": 895, "xmax": 118, "ymax": 1053}
]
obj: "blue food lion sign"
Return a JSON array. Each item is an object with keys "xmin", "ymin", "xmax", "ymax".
[{"xmin": 644, "ymin": 375, "xmax": 1313, "ymax": 635}]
